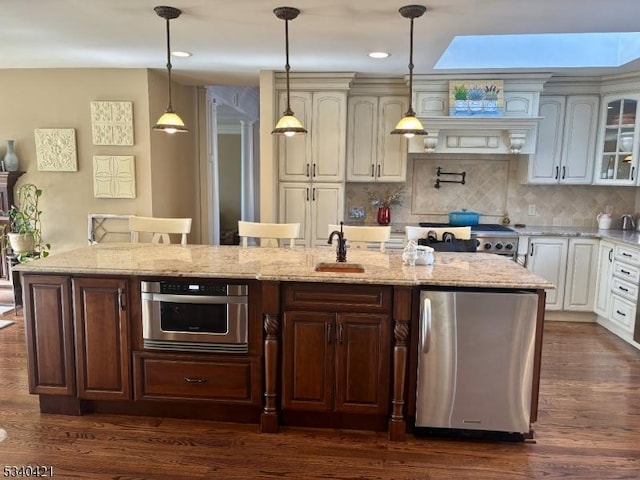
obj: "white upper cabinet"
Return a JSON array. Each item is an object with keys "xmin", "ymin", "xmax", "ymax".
[
  {"xmin": 523, "ymin": 95, "xmax": 599, "ymax": 185},
  {"xmin": 593, "ymin": 94, "xmax": 640, "ymax": 186},
  {"xmin": 346, "ymin": 96, "xmax": 408, "ymax": 182},
  {"xmin": 278, "ymin": 91, "xmax": 346, "ymax": 183}
]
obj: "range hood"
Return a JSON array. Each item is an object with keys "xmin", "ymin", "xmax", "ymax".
[
  {"xmin": 408, "ymin": 116, "xmax": 543, "ymax": 155},
  {"xmin": 407, "ymin": 73, "xmax": 550, "ymax": 155}
]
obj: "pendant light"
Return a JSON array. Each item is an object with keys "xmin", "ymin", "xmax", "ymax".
[
  {"xmin": 391, "ymin": 5, "xmax": 427, "ymax": 138},
  {"xmin": 153, "ymin": 5, "xmax": 188, "ymax": 134},
  {"xmin": 272, "ymin": 7, "xmax": 307, "ymax": 136}
]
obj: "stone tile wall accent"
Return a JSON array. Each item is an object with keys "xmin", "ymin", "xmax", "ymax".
[
  {"xmin": 346, "ymin": 154, "xmax": 638, "ymax": 229},
  {"xmin": 34, "ymin": 128, "xmax": 78, "ymax": 171}
]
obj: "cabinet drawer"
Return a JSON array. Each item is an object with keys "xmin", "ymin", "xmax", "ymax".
[
  {"xmin": 613, "ymin": 260, "xmax": 640, "ymax": 284},
  {"xmin": 283, "ymin": 283, "xmax": 392, "ymax": 313},
  {"xmin": 134, "ymin": 352, "xmax": 261, "ymax": 405},
  {"xmin": 611, "ymin": 277, "xmax": 639, "ymax": 302},
  {"xmin": 614, "ymin": 245, "xmax": 640, "ymax": 266},
  {"xmin": 610, "ymin": 295, "xmax": 636, "ymax": 331}
]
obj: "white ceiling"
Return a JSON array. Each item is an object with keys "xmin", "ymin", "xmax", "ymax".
[{"xmin": 4, "ymin": 0, "xmax": 640, "ymax": 86}]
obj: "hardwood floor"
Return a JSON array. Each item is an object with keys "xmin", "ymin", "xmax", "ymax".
[{"xmin": 1, "ymin": 315, "xmax": 639, "ymax": 479}]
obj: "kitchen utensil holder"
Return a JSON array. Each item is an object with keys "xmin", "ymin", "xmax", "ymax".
[{"xmin": 435, "ymin": 167, "xmax": 466, "ymax": 189}]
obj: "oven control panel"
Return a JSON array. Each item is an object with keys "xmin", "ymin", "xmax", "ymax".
[
  {"xmin": 159, "ymin": 282, "xmax": 229, "ymax": 295},
  {"xmin": 142, "ymin": 281, "xmax": 248, "ymax": 296}
]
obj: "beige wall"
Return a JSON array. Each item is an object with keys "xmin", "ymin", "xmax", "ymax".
[{"xmin": 0, "ymin": 68, "xmax": 200, "ymax": 254}]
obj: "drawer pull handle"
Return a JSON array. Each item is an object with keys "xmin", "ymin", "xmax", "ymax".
[
  {"xmin": 616, "ymin": 310, "xmax": 626, "ymax": 317},
  {"xmin": 620, "ymin": 269, "xmax": 631, "ymax": 275},
  {"xmin": 184, "ymin": 377, "xmax": 207, "ymax": 384},
  {"xmin": 622, "ymin": 252, "xmax": 632, "ymax": 257},
  {"xmin": 619, "ymin": 286, "xmax": 629, "ymax": 292}
]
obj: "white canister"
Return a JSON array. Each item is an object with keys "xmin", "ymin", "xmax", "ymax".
[
  {"xmin": 415, "ymin": 246, "xmax": 435, "ymax": 265},
  {"xmin": 597, "ymin": 213, "xmax": 612, "ymax": 230}
]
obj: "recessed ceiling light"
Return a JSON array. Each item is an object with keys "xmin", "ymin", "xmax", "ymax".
[
  {"xmin": 368, "ymin": 51, "xmax": 390, "ymax": 59},
  {"xmin": 171, "ymin": 51, "xmax": 192, "ymax": 58}
]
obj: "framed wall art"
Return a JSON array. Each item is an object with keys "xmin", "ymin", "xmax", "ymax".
[
  {"xmin": 93, "ymin": 155, "xmax": 136, "ymax": 198},
  {"xmin": 90, "ymin": 101, "xmax": 134, "ymax": 146},
  {"xmin": 449, "ymin": 80, "xmax": 504, "ymax": 116},
  {"xmin": 34, "ymin": 128, "xmax": 78, "ymax": 171}
]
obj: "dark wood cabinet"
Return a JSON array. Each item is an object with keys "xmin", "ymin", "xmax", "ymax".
[
  {"xmin": 73, "ymin": 277, "xmax": 131, "ymax": 400},
  {"xmin": 282, "ymin": 283, "xmax": 392, "ymax": 416},
  {"xmin": 335, "ymin": 313, "xmax": 390, "ymax": 414},
  {"xmin": 134, "ymin": 351, "xmax": 261, "ymax": 404},
  {"xmin": 22, "ymin": 274, "xmax": 75, "ymax": 396}
]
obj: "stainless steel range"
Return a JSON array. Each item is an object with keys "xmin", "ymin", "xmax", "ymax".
[{"xmin": 418, "ymin": 223, "xmax": 519, "ymax": 260}]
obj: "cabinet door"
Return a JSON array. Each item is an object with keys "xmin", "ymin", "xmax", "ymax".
[
  {"xmin": 561, "ymin": 96, "xmax": 598, "ymax": 184},
  {"xmin": 594, "ymin": 96, "xmax": 639, "ymax": 185},
  {"xmin": 22, "ymin": 275, "xmax": 75, "ymax": 396},
  {"xmin": 309, "ymin": 183, "xmax": 344, "ymax": 247},
  {"xmin": 346, "ymin": 96, "xmax": 377, "ymax": 182},
  {"xmin": 311, "ymin": 91, "xmax": 346, "ymax": 182},
  {"xmin": 563, "ymin": 238, "xmax": 598, "ymax": 311},
  {"xmin": 73, "ymin": 277, "xmax": 131, "ymax": 400},
  {"xmin": 376, "ymin": 96, "xmax": 408, "ymax": 182},
  {"xmin": 594, "ymin": 241, "xmax": 615, "ymax": 317},
  {"xmin": 282, "ymin": 311, "xmax": 335, "ymax": 412},
  {"xmin": 335, "ymin": 313, "xmax": 390, "ymax": 415},
  {"xmin": 279, "ymin": 182, "xmax": 311, "ymax": 247},
  {"xmin": 529, "ymin": 96, "xmax": 565, "ymax": 184},
  {"xmin": 527, "ymin": 237, "xmax": 568, "ymax": 310},
  {"xmin": 278, "ymin": 91, "xmax": 313, "ymax": 181}
]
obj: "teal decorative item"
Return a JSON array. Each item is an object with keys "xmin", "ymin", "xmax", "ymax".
[{"xmin": 3, "ymin": 140, "xmax": 19, "ymax": 172}]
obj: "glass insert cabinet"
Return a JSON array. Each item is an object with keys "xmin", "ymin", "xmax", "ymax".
[{"xmin": 595, "ymin": 95, "xmax": 639, "ymax": 185}]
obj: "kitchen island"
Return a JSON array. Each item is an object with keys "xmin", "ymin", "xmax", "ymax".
[{"xmin": 15, "ymin": 244, "xmax": 552, "ymax": 441}]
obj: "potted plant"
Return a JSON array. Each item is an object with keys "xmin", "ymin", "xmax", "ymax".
[
  {"xmin": 483, "ymin": 84, "xmax": 500, "ymax": 113},
  {"xmin": 452, "ymin": 84, "xmax": 468, "ymax": 114},
  {"xmin": 1, "ymin": 183, "xmax": 50, "ymax": 262},
  {"xmin": 466, "ymin": 85, "xmax": 485, "ymax": 113}
]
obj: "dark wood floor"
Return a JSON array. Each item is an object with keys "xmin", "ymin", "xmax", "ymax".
[{"xmin": 1, "ymin": 314, "xmax": 639, "ymax": 479}]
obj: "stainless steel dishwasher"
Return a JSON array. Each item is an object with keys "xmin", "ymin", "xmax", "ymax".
[{"xmin": 415, "ymin": 289, "xmax": 538, "ymax": 434}]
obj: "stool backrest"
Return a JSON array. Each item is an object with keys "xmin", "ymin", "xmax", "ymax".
[
  {"xmin": 327, "ymin": 225, "xmax": 391, "ymax": 252},
  {"xmin": 238, "ymin": 221, "xmax": 300, "ymax": 248},
  {"xmin": 129, "ymin": 215, "xmax": 192, "ymax": 245}
]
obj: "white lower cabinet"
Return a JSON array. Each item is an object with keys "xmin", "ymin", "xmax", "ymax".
[
  {"xmin": 596, "ymin": 243, "xmax": 640, "ymax": 343},
  {"xmin": 279, "ymin": 182, "xmax": 344, "ymax": 247},
  {"xmin": 594, "ymin": 240, "xmax": 615, "ymax": 317},
  {"xmin": 527, "ymin": 237, "xmax": 568, "ymax": 311},
  {"xmin": 527, "ymin": 236, "xmax": 598, "ymax": 311}
]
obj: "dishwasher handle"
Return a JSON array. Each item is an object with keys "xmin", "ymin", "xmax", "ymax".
[{"xmin": 420, "ymin": 297, "xmax": 432, "ymax": 354}]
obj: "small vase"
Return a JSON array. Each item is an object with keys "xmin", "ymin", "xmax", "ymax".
[
  {"xmin": 377, "ymin": 206, "xmax": 391, "ymax": 225},
  {"xmin": 3, "ymin": 140, "xmax": 19, "ymax": 172}
]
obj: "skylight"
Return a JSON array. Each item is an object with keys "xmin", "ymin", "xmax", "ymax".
[{"xmin": 435, "ymin": 33, "xmax": 640, "ymax": 70}]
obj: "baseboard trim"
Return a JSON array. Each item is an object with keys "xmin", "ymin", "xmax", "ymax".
[{"xmin": 545, "ymin": 311, "xmax": 596, "ymax": 323}]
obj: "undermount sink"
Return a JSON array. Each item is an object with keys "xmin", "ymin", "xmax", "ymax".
[{"xmin": 314, "ymin": 262, "xmax": 365, "ymax": 273}]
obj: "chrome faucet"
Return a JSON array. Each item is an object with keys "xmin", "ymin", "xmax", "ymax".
[{"xmin": 328, "ymin": 221, "xmax": 347, "ymax": 263}]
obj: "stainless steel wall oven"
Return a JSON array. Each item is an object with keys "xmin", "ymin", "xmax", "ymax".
[{"xmin": 141, "ymin": 280, "xmax": 248, "ymax": 353}]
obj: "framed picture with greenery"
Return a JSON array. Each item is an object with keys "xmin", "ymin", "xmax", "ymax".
[{"xmin": 448, "ymin": 80, "xmax": 504, "ymax": 117}]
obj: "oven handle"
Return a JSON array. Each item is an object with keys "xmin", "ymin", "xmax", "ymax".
[{"xmin": 141, "ymin": 292, "xmax": 247, "ymax": 304}]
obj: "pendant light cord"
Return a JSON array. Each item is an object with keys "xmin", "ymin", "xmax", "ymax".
[
  {"xmin": 406, "ymin": 16, "xmax": 416, "ymax": 117},
  {"xmin": 283, "ymin": 17, "xmax": 293, "ymax": 116},
  {"xmin": 165, "ymin": 17, "xmax": 174, "ymax": 111}
]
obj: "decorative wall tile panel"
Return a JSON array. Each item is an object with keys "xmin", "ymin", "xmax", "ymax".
[
  {"xmin": 91, "ymin": 101, "xmax": 134, "ymax": 146},
  {"xmin": 34, "ymin": 128, "xmax": 78, "ymax": 171},
  {"xmin": 93, "ymin": 155, "xmax": 136, "ymax": 199},
  {"xmin": 345, "ymin": 155, "xmax": 637, "ymax": 229}
]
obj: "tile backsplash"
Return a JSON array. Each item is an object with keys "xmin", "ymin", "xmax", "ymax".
[{"xmin": 345, "ymin": 154, "xmax": 639, "ymax": 228}]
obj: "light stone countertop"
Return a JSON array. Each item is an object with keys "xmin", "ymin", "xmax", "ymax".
[
  {"xmin": 512, "ymin": 226, "xmax": 640, "ymax": 247},
  {"xmin": 14, "ymin": 243, "xmax": 554, "ymax": 289}
]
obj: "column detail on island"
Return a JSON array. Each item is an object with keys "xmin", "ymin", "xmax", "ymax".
[
  {"xmin": 389, "ymin": 286, "xmax": 412, "ymax": 441},
  {"xmin": 261, "ymin": 281, "xmax": 281, "ymax": 433}
]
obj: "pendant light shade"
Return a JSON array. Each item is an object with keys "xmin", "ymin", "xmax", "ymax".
[
  {"xmin": 391, "ymin": 5, "xmax": 427, "ymax": 138},
  {"xmin": 272, "ymin": 6, "xmax": 307, "ymax": 136},
  {"xmin": 153, "ymin": 5, "xmax": 188, "ymax": 134}
]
